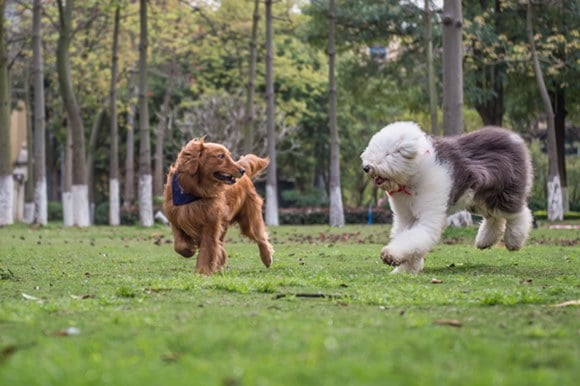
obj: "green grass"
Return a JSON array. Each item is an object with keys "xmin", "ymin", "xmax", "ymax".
[{"xmin": 0, "ymin": 223, "xmax": 579, "ymax": 386}]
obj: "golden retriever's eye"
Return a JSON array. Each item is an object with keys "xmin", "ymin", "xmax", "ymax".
[{"xmin": 217, "ymin": 154, "xmax": 225, "ymax": 159}]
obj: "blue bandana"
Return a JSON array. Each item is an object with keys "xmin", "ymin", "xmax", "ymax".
[{"xmin": 172, "ymin": 173, "xmax": 201, "ymax": 206}]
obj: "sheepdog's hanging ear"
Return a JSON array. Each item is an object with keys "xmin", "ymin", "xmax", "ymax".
[{"xmin": 398, "ymin": 135, "xmax": 421, "ymax": 160}]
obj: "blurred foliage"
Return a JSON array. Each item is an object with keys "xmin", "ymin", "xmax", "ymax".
[{"xmin": 5, "ymin": 0, "xmax": 579, "ymax": 216}]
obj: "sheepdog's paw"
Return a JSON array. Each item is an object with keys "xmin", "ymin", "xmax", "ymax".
[
  {"xmin": 380, "ymin": 245, "xmax": 404, "ymax": 267},
  {"xmin": 390, "ymin": 257, "xmax": 425, "ymax": 274}
]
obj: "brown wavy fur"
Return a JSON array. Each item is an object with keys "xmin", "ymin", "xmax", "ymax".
[{"xmin": 162, "ymin": 138, "xmax": 273, "ymax": 275}]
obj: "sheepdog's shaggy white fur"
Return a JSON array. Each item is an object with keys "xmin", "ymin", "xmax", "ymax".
[{"xmin": 361, "ymin": 122, "xmax": 533, "ymax": 273}]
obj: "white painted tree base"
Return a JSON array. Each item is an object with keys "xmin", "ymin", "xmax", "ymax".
[
  {"xmin": 139, "ymin": 174, "xmax": 154, "ymax": 227},
  {"xmin": 62, "ymin": 191, "xmax": 73, "ymax": 226},
  {"xmin": 329, "ymin": 184, "xmax": 345, "ymax": 227},
  {"xmin": 547, "ymin": 175, "xmax": 563, "ymax": 221},
  {"xmin": 73, "ymin": 185, "xmax": 90, "ymax": 227},
  {"xmin": 0, "ymin": 175, "xmax": 14, "ymax": 225},
  {"xmin": 265, "ymin": 183, "xmax": 279, "ymax": 226},
  {"xmin": 23, "ymin": 203, "xmax": 35, "ymax": 224},
  {"xmin": 34, "ymin": 179, "xmax": 48, "ymax": 225},
  {"xmin": 109, "ymin": 178, "xmax": 120, "ymax": 226},
  {"xmin": 447, "ymin": 210, "xmax": 473, "ymax": 227}
]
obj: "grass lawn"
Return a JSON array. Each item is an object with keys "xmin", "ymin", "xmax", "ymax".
[{"xmin": 0, "ymin": 222, "xmax": 579, "ymax": 386}]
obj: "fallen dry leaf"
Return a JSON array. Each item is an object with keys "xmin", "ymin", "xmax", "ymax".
[
  {"xmin": 551, "ymin": 300, "xmax": 580, "ymax": 308},
  {"xmin": 433, "ymin": 319, "xmax": 463, "ymax": 328},
  {"xmin": 70, "ymin": 294, "xmax": 96, "ymax": 300},
  {"xmin": 431, "ymin": 278, "xmax": 443, "ymax": 284}
]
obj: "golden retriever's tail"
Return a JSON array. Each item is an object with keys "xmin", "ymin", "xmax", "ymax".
[{"xmin": 238, "ymin": 154, "xmax": 270, "ymax": 180}]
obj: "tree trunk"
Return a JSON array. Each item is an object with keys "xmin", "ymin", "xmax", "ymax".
[
  {"xmin": 23, "ymin": 62, "xmax": 34, "ymax": 224},
  {"xmin": 153, "ymin": 56, "xmax": 177, "ymax": 197},
  {"xmin": 0, "ymin": 0, "xmax": 12, "ymax": 226},
  {"xmin": 242, "ymin": 0, "xmax": 260, "ymax": 155},
  {"xmin": 123, "ymin": 67, "xmax": 137, "ymax": 211},
  {"xmin": 553, "ymin": 87, "xmax": 568, "ymax": 212},
  {"xmin": 442, "ymin": 0, "xmax": 471, "ymax": 226},
  {"xmin": 138, "ymin": 0, "xmax": 153, "ymax": 227},
  {"xmin": 109, "ymin": 4, "xmax": 121, "ymax": 225},
  {"xmin": 328, "ymin": 0, "xmax": 344, "ymax": 227},
  {"xmin": 62, "ymin": 124, "xmax": 73, "ymax": 226},
  {"xmin": 87, "ymin": 108, "xmax": 106, "ymax": 224},
  {"xmin": 32, "ymin": 0, "xmax": 48, "ymax": 226},
  {"xmin": 442, "ymin": 0, "xmax": 464, "ymax": 136},
  {"xmin": 56, "ymin": 0, "xmax": 89, "ymax": 227},
  {"xmin": 424, "ymin": 0, "xmax": 439, "ymax": 135},
  {"xmin": 527, "ymin": 2, "xmax": 562, "ymax": 221},
  {"xmin": 264, "ymin": 0, "xmax": 279, "ymax": 226}
]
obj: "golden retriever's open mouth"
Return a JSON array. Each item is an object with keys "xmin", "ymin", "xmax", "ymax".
[{"xmin": 214, "ymin": 172, "xmax": 237, "ymax": 185}]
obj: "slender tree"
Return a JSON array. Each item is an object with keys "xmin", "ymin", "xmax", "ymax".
[
  {"xmin": 109, "ymin": 3, "xmax": 121, "ymax": 225},
  {"xmin": 442, "ymin": 0, "xmax": 463, "ymax": 136},
  {"xmin": 526, "ymin": 1, "xmax": 562, "ymax": 221},
  {"xmin": 23, "ymin": 65, "xmax": 34, "ymax": 224},
  {"xmin": 138, "ymin": 0, "xmax": 153, "ymax": 226},
  {"xmin": 442, "ymin": 0, "xmax": 471, "ymax": 226},
  {"xmin": 328, "ymin": 0, "xmax": 344, "ymax": 227},
  {"xmin": 242, "ymin": 0, "xmax": 260, "ymax": 155},
  {"xmin": 0, "ymin": 0, "xmax": 13, "ymax": 226},
  {"xmin": 264, "ymin": 0, "xmax": 279, "ymax": 226},
  {"xmin": 123, "ymin": 67, "xmax": 137, "ymax": 210},
  {"xmin": 87, "ymin": 107, "xmax": 106, "ymax": 223},
  {"xmin": 62, "ymin": 124, "xmax": 73, "ymax": 226},
  {"xmin": 56, "ymin": 0, "xmax": 90, "ymax": 226},
  {"xmin": 424, "ymin": 0, "xmax": 439, "ymax": 134},
  {"xmin": 153, "ymin": 56, "xmax": 177, "ymax": 197}
]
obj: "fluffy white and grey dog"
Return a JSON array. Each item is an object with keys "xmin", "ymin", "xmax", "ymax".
[{"xmin": 361, "ymin": 121, "xmax": 533, "ymax": 274}]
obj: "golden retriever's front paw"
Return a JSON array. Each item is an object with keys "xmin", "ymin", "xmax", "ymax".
[
  {"xmin": 380, "ymin": 246, "xmax": 403, "ymax": 266},
  {"xmin": 196, "ymin": 266, "xmax": 214, "ymax": 276}
]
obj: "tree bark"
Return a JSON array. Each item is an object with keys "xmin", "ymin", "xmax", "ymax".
[
  {"xmin": 56, "ymin": 0, "xmax": 89, "ymax": 226},
  {"xmin": 123, "ymin": 67, "xmax": 137, "ymax": 210},
  {"xmin": 138, "ymin": 0, "xmax": 153, "ymax": 227},
  {"xmin": 424, "ymin": 0, "xmax": 439, "ymax": 135},
  {"xmin": 153, "ymin": 56, "xmax": 177, "ymax": 197},
  {"xmin": 328, "ymin": 0, "xmax": 344, "ymax": 227},
  {"xmin": 527, "ymin": 2, "xmax": 562, "ymax": 221},
  {"xmin": 242, "ymin": 0, "xmax": 260, "ymax": 155},
  {"xmin": 0, "ymin": 0, "xmax": 12, "ymax": 226},
  {"xmin": 264, "ymin": 0, "xmax": 279, "ymax": 226},
  {"xmin": 442, "ymin": 0, "xmax": 464, "ymax": 136},
  {"xmin": 109, "ymin": 4, "xmax": 121, "ymax": 225}
]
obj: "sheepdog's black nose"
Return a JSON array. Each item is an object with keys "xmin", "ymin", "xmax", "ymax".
[
  {"xmin": 363, "ymin": 165, "xmax": 371, "ymax": 173},
  {"xmin": 239, "ymin": 168, "xmax": 246, "ymax": 176}
]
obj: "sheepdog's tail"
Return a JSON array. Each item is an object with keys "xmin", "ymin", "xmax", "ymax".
[{"xmin": 238, "ymin": 154, "xmax": 270, "ymax": 180}]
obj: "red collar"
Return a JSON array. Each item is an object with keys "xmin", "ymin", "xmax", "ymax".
[{"xmin": 388, "ymin": 185, "xmax": 412, "ymax": 196}]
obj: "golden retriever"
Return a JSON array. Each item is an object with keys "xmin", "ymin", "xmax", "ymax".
[{"xmin": 163, "ymin": 138, "xmax": 273, "ymax": 275}]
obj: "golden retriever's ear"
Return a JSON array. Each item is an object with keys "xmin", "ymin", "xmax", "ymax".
[{"xmin": 179, "ymin": 141, "xmax": 204, "ymax": 175}]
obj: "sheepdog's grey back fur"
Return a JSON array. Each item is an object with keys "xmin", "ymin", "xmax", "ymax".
[{"xmin": 433, "ymin": 127, "xmax": 532, "ymax": 214}]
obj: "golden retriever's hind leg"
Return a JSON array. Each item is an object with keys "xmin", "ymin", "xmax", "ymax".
[
  {"xmin": 238, "ymin": 202, "xmax": 274, "ymax": 267},
  {"xmin": 217, "ymin": 244, "xmax": 228, "ymax": 271},
  {"xmin": 171, "ymin": 224, "xmax": 196, "ymax": 258}
]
